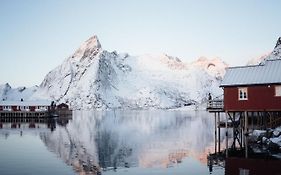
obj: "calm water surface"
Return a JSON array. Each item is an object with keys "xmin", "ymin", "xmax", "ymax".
[{"xmin": 0, "ymin": 110, "xmax": 224, "ymax": 175}]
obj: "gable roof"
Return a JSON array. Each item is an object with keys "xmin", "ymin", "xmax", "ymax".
[{"xmin": 220, "ymin": 59, "xmax": 281, "ymax": 87}]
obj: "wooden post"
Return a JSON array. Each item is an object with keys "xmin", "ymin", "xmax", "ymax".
[
  {"xmin": 233, "ymin": 112, "xmax": 236, "ymax": 149},
  {"xmin": 264, "ymin": 112, "xmax": 267, "ymax": 129},
  {"xmin": 268, "ymin": 112, "xmax": 272, "ymax": 128},
  {"xmin": 257, "ymin": 112, "xmax": 260, "ymax": 129},
  {"xmin": 218, "ymin": 112, "xmax": 221, "ymax": 153},
  {"xmin": 225, "ymin": 111, "xmax": 228, "ymax": 158},
  {"xmin": 242, "ymin": 112, "xmax": 245, "ymax": 147},
  {"xmin": 245, "ymin": 111, "xmax": 248, "ymax": 158},
  {"xmin": 215, "ymin": 112, "xmax": 217, "ymax": 154},
  {"xmin": 251, "ymin": 112, "xmax": 254, "ymax": 131}
]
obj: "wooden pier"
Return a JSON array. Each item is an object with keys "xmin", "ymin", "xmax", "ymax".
[
  {"xmin": 206, "ymin": 98, "xmax": 224, "ymax": 113},
  {"xmin": 207, "ymin": 100, "xmax": 281, "ymax": 175},
  {"xmin": 207, "ymin": 99, "xmax": 281, "ymax": 158}
]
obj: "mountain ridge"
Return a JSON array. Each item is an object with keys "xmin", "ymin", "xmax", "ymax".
[
  {"xmin": 3, "ymin": 36, "xmax": 279, "ymax": 109},
  {"xmin": 29, "ymin": 35, "xmax": 228, "ymax": 109}
]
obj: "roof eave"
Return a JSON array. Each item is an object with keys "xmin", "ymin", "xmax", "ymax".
[{"xmin": 220, "ymin": 82, "xmax": 281, "ymax": 87}]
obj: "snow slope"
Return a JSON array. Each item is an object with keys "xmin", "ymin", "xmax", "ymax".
[
  {"xmin": 31, "ymin": 35, "xmax": 227, "ymax": 109},
  {"xmin": 0, "ymin": 83, "xmax": 37, "ymax": 101}
]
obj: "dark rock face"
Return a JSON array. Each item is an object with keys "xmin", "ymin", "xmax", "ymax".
[
  {"xmin": 275, "ymin": 37, "xmax": 281, "ymax": 48},
  {"xmin": 267, "ymin": 141, "xmax": 280, "ymax": 153}
]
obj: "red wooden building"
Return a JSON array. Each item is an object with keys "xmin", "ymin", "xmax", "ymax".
[
  {"xmin": 0, "ymin": 100, "xmax": 51, "ymax": 112},
  {"xmin": 221, "ymin": 59, "xmax": 281, "ymax": 111},
  {"xmin": 209, "ymin": 58, "xmax": 281, "ymax": 159},
  {"xmin": 56, "ymin": 103, "xmax": 69, "ymax": 110}
]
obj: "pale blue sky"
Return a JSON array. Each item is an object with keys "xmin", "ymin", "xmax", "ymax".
[{"xmin": 0, "ymin": 0, "xmax": 280, "ymax": 87}]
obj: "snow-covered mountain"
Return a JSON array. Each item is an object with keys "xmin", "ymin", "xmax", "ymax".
[
  {"xmin": 3, "ymin": 36, "xmax": 280, "ymax": 109},
  {"xmin": 29, "ymin": 35, "xmax": 227, "ymax": 109},
  {"xmin": 0, "ymin": 83, "xmax": 38, "ymax": 101}
]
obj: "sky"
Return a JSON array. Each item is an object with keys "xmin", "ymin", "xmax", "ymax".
[{"xmin": 0, "ymin": 0, "xmax": 280, "ymax": 87}]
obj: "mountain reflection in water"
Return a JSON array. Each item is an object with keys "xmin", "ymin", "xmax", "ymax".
[{"xmin": 40, "ymin": 110, "xmax": 218, "ymax": 174}]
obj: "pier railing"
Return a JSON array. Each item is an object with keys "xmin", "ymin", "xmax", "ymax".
[
  {"xmin": 207, "ymin": 95, "xmax": 224, "ymax": 111},
  {"xmin": 207, "ymin": 99, "xmax": 224, "ymax": 109}
]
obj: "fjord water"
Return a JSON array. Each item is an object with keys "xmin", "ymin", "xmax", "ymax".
[{"xmin": 0, "ymin": 110, "xmax": 224, "ymax": 175}]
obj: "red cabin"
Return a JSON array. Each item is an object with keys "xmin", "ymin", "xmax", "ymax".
[
  {"xmin": 220, "ymin": 59, "xmax": 281, "ymax": 112},
  {"xmin": 0, "ymin": 100, "xmax": 51, "ymax": 112},
  {"xmin": 57, "ymin": 103, "xmax": 69, "ymax": 110}
]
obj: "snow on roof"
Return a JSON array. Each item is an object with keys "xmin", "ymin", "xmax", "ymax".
[
  {"xmin": 0, "ymin": 100, "xmax": 51, "ymax": 106},
  {"xmin": 220, "ymin": 59, "xmax": 281, "ymax": 87}
]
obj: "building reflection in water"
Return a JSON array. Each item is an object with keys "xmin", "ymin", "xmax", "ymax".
[
  {"xmin": 36, "ymin": 110, "xmax": 217, "ymax": 175},
  {"xmin": 0, "ymin": 117, "xmax": 70, "ymax": 138}
]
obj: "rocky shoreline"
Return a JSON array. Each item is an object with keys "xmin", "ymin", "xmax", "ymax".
[{"xmin": 249, "ymin": 127, "xmax": 281, "ymax": 157}]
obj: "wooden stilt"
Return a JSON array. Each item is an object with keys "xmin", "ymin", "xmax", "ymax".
[
  {"xmin": 232, "ymin": 112, "xmax": 236, "ymax": 149},
  {"xmin": 251, "ymin": 112, "xmax": 254, "ymax": 131},
  {"xmin": 245, "ymin": 111, "xmax": 248, "ymax": 159},
  {"xmin": 257, "ymin": 112, "xmax": 260, "ymax": 129},
  {"xmin": 241, "ymin": 112, "xmax": 244, "ymax": 147},
  {"xmin": 215, "ymin": 112, "xmax": 217, "ymax": 154},
  {"xmin": 218, "ymin": 112, "xmax": 221, "ymax": 153},
  {"xmin": 268, "ymin": 112, "xmax": 272, "ymax": 128},
  {"xmin": 225, "ymin": 111, "xmax": 228, "ymax": 158}
]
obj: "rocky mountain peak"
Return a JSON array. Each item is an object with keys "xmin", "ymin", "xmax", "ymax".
[
  {"xmin": 72, "ymin": 35, "xmax": 102, "ymax": 61},
  {"xmin": 85, "ymin": 35, "xmax": 102, "ymax": 49},
  {"xmin": 269, "ymin": 37, "xmax": 281, "ymax": 59},
  {"xmin": 274, "ymin": 37, "xmax": 281, "ymax": 49},
  {"xmin": 4, "ymin": 83, "xmax": 11, "ymax": 89}
]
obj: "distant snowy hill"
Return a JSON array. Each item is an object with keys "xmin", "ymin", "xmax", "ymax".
[
  {"xmin": 29, "ymin": 35, "xmax": 227, "ymax": 109},
  {"xmin": 0, "ymin": 83, "xmax": 37, "ymax": 101},
  {"xmin": 247, "ymin": 54, "xmax": 269, "ymax": 66}
]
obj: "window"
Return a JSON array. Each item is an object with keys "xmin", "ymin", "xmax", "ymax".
[
  {"xmin": 275, "ymin": 85, "xmax": 281, "ymax": 96},
  {"xmin": 238, "ymin": 87, "xmax": 248, "ymax": 100}
]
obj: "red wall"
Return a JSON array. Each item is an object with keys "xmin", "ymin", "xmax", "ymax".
[
  {"xmin": 12, "ymin": 106, "xmax": 19, "ymax": 111},
  {"xmin": 225, "ymin": 157, "xmax": 281, "ymax": 175},
  {"xmin": 224, "ymin": 85, "xmax": 281, "ymax": 111},
  {"xmin": 30, "ymin": 106, "xmax": 36, "ymax": 112}
]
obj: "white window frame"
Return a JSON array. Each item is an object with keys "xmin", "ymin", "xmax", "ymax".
[
  {"xmin": 275, "ymin": 85, "xmax": 281, "ymax": 97},
  {"xmin": 238, "ymin": 87, "xmax": 248, "ymax": 100}
]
